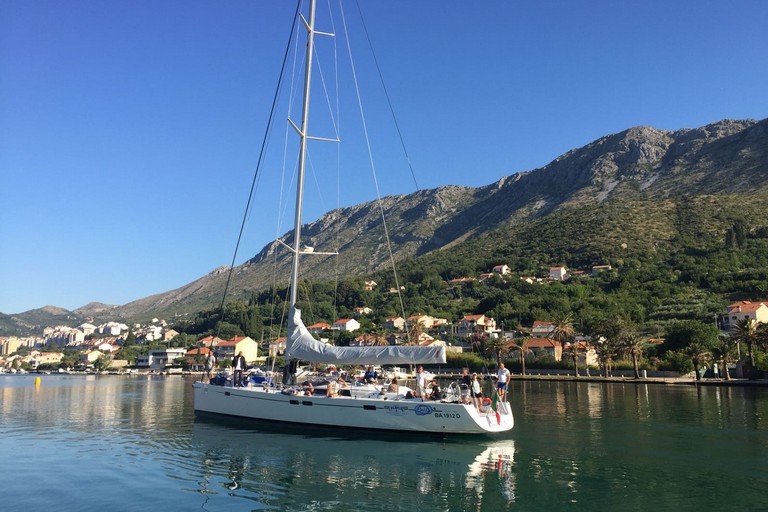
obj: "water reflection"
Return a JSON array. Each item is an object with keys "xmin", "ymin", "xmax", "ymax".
[
  {"xmin": 189, "ymin": 418, "xmax": 517, "ymax": 511},
  {"xmin": 2, "ymin": 375, "xmax": 766, "ymax": 511}
]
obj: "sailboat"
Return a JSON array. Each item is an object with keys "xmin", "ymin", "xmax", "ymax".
[{"xmin": 193, "ymin": 0, "xmax": 514, "ymax": 435}]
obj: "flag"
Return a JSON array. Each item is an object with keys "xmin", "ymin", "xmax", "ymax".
[{"xmin": 491, "ymin": 392, "xmax": 501, "ymax": 425}]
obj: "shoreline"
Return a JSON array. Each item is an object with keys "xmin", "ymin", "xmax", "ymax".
[
  {"xmin": 9, "ymin": 369, "xmax": 767, "ymax": 388},
  {"xmin": 433, "ymin": 371, "xmax": 768, "ymax": 387}
]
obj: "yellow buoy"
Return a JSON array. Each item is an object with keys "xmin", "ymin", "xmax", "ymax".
[{"xmin": 35, "ymin": 376, "xmax": 41, "ymax": 388}]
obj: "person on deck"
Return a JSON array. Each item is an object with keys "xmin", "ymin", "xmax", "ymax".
[
  {"xmin": 363, "ymin": 366, "xmax": 377, "ymax": 383},
  {"xmin": 204, "ymin": 351, "xmax": 216, "ymax": 383},
  {"xmin": 415, "ymin": 366, "xmax": 427, "ymax": 399},
  {"xmin": 326, "ymin": 379, "xmax": 339, "ymax": 397},
  {"xmin": 496, "ymin": 363, "xmax": 511, "ymax": 401},
  {"xmin": 232, "ymin": 351, "xmax": 247, "ymax": 388},
  {"xmin": 470, "ymin": 372, "xmax": 483, "ymax": 409},
  {"xmin": 460, "ymin": 368, "xmax": 472, "ymax": 404},
  {"xmin": 428, "ymin": 379, "xmax": 442, "ymax": 400}
]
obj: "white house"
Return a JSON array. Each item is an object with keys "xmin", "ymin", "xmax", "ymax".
[
  {"xmin": 384, "ymin": 317, "xmax": 406, "ymax": 331},
  {"xmin": 136, "ymin": 347, "xmax": 187, "ymax": 370},
  {"xmin": 79, "ymin": 323, "xmax": 97, "ymax": 335},
  {"xmin": 531, "ymin": 321, "xmax": 556, "ymax": 338},
  {"xmin": 99, "ymin": 322, "xmax": 129, "ymax": 336},
  {"xmin": 333, "ymin": 318, "xmax": 360, "ymax": 332},
  {"xmin": 549, "ymin": 266, "xmax": 568, "ymax": 281},
  {"xmin": 493, "ymin": 264, "xmax": 511, "ymax": 275}
]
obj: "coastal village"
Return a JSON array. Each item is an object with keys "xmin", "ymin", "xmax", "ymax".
[{"xmin": 2, "ymin": 262, "xmax": 765, "ymax": 380}]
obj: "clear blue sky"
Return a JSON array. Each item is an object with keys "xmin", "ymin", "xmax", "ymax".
[{"xmin": 1, "ymin": 0, "xmax": 766, "ymax": 315}]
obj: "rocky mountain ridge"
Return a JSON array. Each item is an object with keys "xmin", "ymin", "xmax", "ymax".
[{"xmin": 4, "ymin": 117, "xmax": 766, "ymax": 334}]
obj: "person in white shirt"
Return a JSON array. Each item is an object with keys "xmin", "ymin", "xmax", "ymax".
[
  {"xmin": 496, "ymin": 363, "xmax": 511, "ymax": 401},
  {"xmin": 415, "ymin": 366, "xmax": 427, "ymax": 399},
  {"xmin": 204, "ymin": 352, "xmax": 216, "ymax": 382}
]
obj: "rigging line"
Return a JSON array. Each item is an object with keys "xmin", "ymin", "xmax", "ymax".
[
  {"xmin": 339, "ymin": 1, "xmax": 411, "ymax": 344},
  {"xmin": 269, "ymin": 14, "xmax": 303, "ymax": 360},
  {"xmin": 328, "ymin": 0, "xmax": 342, "ymax": 345},
  {"xmin": 354, "ymin": 0, "xmax": 420, "ymax": 191},
  {"xmin": 215, "ymin": 1, "xmax": 302, "ymax": 329}
]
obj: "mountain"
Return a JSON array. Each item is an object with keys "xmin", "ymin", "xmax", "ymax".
[
  {"xmin": 1, "ymin": 306, "xmax": 86, "ymax": 337},
  {"xmin": 5, "ymin": 117, "xmax": 767, "ymax": 332}
]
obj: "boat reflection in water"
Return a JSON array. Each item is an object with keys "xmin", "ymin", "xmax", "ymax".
[{"xmin": 190, "ymin": 417, "xmax": 516, "ymax": 510}]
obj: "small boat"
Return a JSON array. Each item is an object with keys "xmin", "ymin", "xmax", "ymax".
[{"xmin": 193, "ymin": 0, "xmax": 512, "ymax": 435}]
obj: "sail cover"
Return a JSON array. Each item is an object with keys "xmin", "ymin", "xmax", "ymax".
[{"xmin": 285, "ymin": 307, "xmax": 446, "ymax": 365}]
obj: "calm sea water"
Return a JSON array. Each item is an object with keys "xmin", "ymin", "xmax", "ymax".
[{"xmin": 0, "ymin": 374, "xmax": 765, "ymax": 511}]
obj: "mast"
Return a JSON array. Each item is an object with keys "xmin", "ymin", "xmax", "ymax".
[
  {"xmin": 284, "ymin": 0, "xmax": 319, "ymax": 385},
  {"xmin": 289, "ymin": 0, "xmax": 317, "ymax": 308}
]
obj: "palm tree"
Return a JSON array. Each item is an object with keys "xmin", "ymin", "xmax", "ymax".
[
  {"xmin": 550, "ymin": 312, "xmax": 576, "ymax": 361},
  {"xmin": 731, "ymin": 318, "xmax": 759, "ymax": 369},
  {"xmin": 406, "ymin": 319, "xmax": 423, "ymax": 346},
  {"xmin": 588, "ymin": 318, "xmax": 624, "ymax": 377},
  {"xmin": 564, "ymin": 343, "xmax": 581, "ymax": 377},
  {"xmin": 482, "ymin": 335, "xmax": 514, "ymax": 368},
  {"xmin": 710, "ymin": 337, "xmax": 735, "ymax": 381},
  {"xmin": 372, "ymin": 331, "xmax": 390, "ymax": 347},
  {"xmin": 758, "ymin": 322, "xmax": 768, "ymax": 354},
  {"xmin": 509, "ymin": 337, "xmax": 533, "ymax": 376},
  {"xmin": 594, "ymin": 336, "xmax": 621, "ymax": 377},
  {"xmin": 619, "ymin": 329, "xmax": 646, "ymax": 379},
  {"xmin": 684, "ymin": 341, "xmax": 712, "ymax": 381}
]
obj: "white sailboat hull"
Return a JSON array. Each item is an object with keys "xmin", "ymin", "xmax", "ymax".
[{"xmin": 193, "ymin": 382, "xmax": 514, "ymax": 435}]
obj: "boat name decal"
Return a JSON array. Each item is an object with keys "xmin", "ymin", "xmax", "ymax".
[
  {"xmin": 414, "ymin": 404, "xmax": 433, "ymax": 416},
  {"xmin": 383, "ymin": 405, "xmax": 408, "ymax": 416}
]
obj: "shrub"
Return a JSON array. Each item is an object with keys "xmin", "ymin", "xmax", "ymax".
[
  {"xmin": 657, "ymin": 351, "xmax": 693, "ymax": 372},
  {"xmin": 446, "ymin": 351, "xmax": 490, "ymax": 372}
]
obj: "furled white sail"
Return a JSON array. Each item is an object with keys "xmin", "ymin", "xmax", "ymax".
[{"xmin": 285, "ymin": 307, "xmax": 446, "ymax": 365}]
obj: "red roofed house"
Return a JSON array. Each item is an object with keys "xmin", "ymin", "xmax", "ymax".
[
  {"xmin": 527, "ymin": 338, "xmax": 563, "ymax": 361},
  {"xmin": 570, "ymin": 341, "xmax": 597, "ymax": 366},
  {"xmin": 722, "ymin": 301, "xmax": 768, "ymax": 330},
  {"xmin": 198, "ymin": 336, "xmax": 225, "ymax": 348},
  {"xmin": 269, "ymin": 337, "xmax": 287, "ymax": 358},
  {"xmin": 214, "ymin": 336, "xmax": 260, "ymax": 364},
  {"xmin": 455, "ymin": 314, "xmax": 497, "ymax": 337},
  {"xmin": 186, "ymin": 347, "xmax": 212, "ymax": 372},
  {"xmin": 307, "ymin": 322, "xmax": 332, "ymax": 334}
]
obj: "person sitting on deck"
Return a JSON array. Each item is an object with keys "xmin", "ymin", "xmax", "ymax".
[
  {"xmin": 460, "ymin": 368, "xmax": 472, "ymax": 404},
  {"xmin": 387, "ymin": 377, "xmax": 399, "ymax": 394},
  {"xmin": 326, "ymin": 380, "xmax": 339, "ymax": 397},
  {"xmin": 428, "ymin": 379, "xmax": 442, "ymax": 400},
  {"xmin": 363, "ymin": 366, "xmax": 377, "ymax": 383}
]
